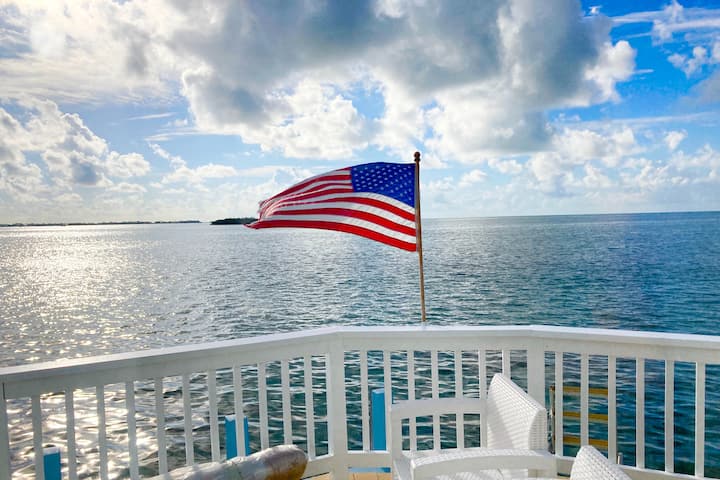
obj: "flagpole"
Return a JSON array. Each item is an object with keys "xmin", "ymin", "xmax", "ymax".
[{"xmin": 414, "ymin": 151, "xmax": 427, "ymax": 323}]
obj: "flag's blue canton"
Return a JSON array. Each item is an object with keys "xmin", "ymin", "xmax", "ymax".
[{"xmin": 350, "ymin": 162, "xmax": 415, "ymax": 208}]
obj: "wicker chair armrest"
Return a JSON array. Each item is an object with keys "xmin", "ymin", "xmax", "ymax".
[
  {"xmin": 408, "ymin": 448, "xmax": 556, "ymax": 480},
  {"xmin": 390, "ymin": 397, "xmax": 485, "ymax": 421}
]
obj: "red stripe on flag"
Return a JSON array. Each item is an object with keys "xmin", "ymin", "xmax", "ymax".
[
  {"xmin": 271, "ymin": 207, "xmax": 416, "ymax": 237},
  {"xmin": 260, "ymin": 170, "xmax": 350, "ymax": 205},
  {"xmin": 247, "ymin": 219, "xmax": 417, "ymax": 251}
]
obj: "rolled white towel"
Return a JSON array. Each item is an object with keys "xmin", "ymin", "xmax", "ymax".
[{"xmin": 150, "ymin": 445, "xmax": 307, "ymax": 480}]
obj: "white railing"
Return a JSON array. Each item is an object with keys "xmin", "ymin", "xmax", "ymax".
[{"xmin": 2, "ymin": 325, "xmax": 720, "ymax": 479}]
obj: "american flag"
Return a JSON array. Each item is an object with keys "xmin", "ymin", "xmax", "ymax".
[{"xmin": 247, "ymin": 162, "xmax": 417, "ymax": 251}]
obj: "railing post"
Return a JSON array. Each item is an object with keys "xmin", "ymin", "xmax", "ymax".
[
  {"xmin": 225, "ymin": 415, "xmax": 251, "ymax": 459},
  {"xmin": 371, "ymin": 389, "xmax": 386, "ymax": 450},
  {"xmin": 526, "ymin": 343, "xmax": 545, "ymax": 406},
  {"xmin": 327, "ymin": 340, "xmax": 349, "ymax": 477},
  {"xmin": 43, "ymin": 446, "xmax": 61, "ymax": 480},
  {"xmin": 696, "ymin": 362, "xmax": 706, "ymax": 478},
  {"xmin": 0, "ymin": 383, "xmax": 11, "ymax": 480}
]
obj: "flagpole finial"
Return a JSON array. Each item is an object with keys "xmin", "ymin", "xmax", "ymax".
[{"xmin": 414, "ymin": 151, "xmax": 421, "ymax": 164}]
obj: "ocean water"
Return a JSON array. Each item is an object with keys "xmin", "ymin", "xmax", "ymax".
[
  {"xmin": 2, "ymin": 212, "xmax": 720, "ymax": 476},
  {"xmin": 2, "ymin": 211, "xmax": 719, "ymax": 367}
]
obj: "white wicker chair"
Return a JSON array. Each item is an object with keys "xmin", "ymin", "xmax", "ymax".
[
  {"xmin": 570, "ymin": 446, "xmax": 631, "ymax": 480},
  {"xmin": 390, "ymin": 373, "xmax": 556, "ymax": 480}
]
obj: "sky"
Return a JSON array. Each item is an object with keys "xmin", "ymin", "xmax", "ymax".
[{"xmin": 1, "ymin": 0, "xmax": 720, "ymax": 223}]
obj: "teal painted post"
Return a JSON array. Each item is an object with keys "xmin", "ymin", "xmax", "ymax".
[
  {"xmin": 371, "ymin": 388, "xmax": 386, "ymax": 450},
  {"xmin": 225, "ymin": 415, "xmax": 251, "ymax": 459},
  {"xmin": 43, "ymin": 446, "xmax": 61, "ymax": 480}
]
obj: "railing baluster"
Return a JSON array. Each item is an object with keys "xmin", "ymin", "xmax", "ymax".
[
  {"xmin": 581, "ymin": 353, "xmax": 589, "ymax": 446},
  {"xmin": 478, "ymin": 349, "xmax": 487, "ymax": 398},
  {"xmin": 431, "ymin": 349, "xmax": 440, "ymax": 449},
  {"xmin": 0, "ymin": 384, "xmax": 10, "ymax": 480},
  {"xmin": 327, "ymin": 346, "xmax": 349, "ymax": 474},
  {"xmin": 125, "ymin": 381, "xmax": 139, "ymax": 479},
  {"xmin": 154, "ymin": 378, "xmax": 168, "ymax": 473},
  {"xmin": 232, "ymin": 366, "xmax": 246, "ymax": 457},
  {"xmin": 636, "ymin": 358, "xmax": 645, "ymax": 469},
  {"xmin": 502, "ymin": 349, "xmax": 511, "ymax": 377},
  {"xmin": 526, "ymin": 345, "xmax": 545, "ymax": 405},
  {"xmin": 182, "ymin": 373, "xmax": 194, "ymax": 466},
  {"xmin": 258, "ymin": 362, "xmax": 269, "ymax": 449},
  {"xmin": 97, "ymin": 386, "xmax": 108, "ymax": 480},
  {"xmin": 383, "ymin": 350, "xmax": 392, "ymax": 450},
  {"xmin": 408, "ymin": 350, "xmax": 417, "ymax": 451},
  {"xmin": 696, "ymin": 362, "xmax": 706, "ymax": 478},
  {"xmin": 479, "ymin": 349, "xmax": 487, "ymax": 447},
  {"xmin": 554, "ymin": 352, "xmax": 563, "ymax": 457},
  {"xmin": 281, "ymin": 360, "xmax": 292, "ymax": 445},
  {"xmin": 608, "ymin": 355, "xmax": 617, "ymax": 463},
  {"xmin": 208, "ymin": 370, "xmax": 220, "ymax": 462},
  {"xmin": 665, "ymin": 360, "xmax": 674, "ymax": 473},
  {"xmin": 32, "ymin": 395, "xmax": 44, "ymax": 480},
  {"xmin": 303, "ymin": 356, "xmax": 316, "ymax": 459},
  {"xmin": 360, "ymin": 350, "xmax": 370, "ymax": 451},
  {"xmin": 455, "ymin": 350, "xmax": 464, "ymax": 449},
  {"xmin": 65, "ymin": 389, "xmax": 78, "ymax": 480},
  {"xmin": 454, "ymin": 350, "xmax": 463, "ymax": 397}
]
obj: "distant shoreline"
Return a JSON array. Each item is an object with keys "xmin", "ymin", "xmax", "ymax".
[
  {"xmin": 210, "ymin": 217, "xmax": 256, "ymax": 225},
  {"xmin": 0, "ymin": 220, "xmax": 202, "ymax": 227}
]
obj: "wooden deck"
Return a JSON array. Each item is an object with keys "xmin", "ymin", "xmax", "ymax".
[{"xmin": 309, "ymin": 472, "xmax": 391, "ymax": 480}]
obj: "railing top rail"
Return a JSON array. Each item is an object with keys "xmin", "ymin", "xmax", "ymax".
[
  {"xmin": 0, "ymin": 327, "xmax": 342, "ymax": 390},
  {"xmin": 4, "ymin": 325, "xmax": 720, "ymax": 392},
  {"xmin": 334, "ymin": 324, "xmax": 720, "ymax": 343}
]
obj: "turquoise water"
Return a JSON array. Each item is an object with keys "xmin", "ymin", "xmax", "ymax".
[
  {"xmin": 2, "ymin": 211, "xmax": 719, "ymax": 367},
  {"xmin": 2, "ymin": 212, "xmax": 720, "ymax": 476}
]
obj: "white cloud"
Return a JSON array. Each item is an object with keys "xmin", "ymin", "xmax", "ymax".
[
  {"xmin": 459, "ymin": 169, "xmax": 487, "ymax": 188},
  {"xmin": 554, "ymin": 126, "xmax": 638, "ymax": 167},
  {"xmin": 651, "ymin": 0, "xmax": 686, "ymax": 43},
  {"xmin": 582, "ymin": 164, "xmax": 613, "ymax": 188},
  {"xmin": 194, "ymin": 164, "xmax": 239, "ymax": 179},
  {"xmin": 643, "ymin": 1, "xmax": 720, "ymax": 79},
  {"xmin": 150, "ymin": 143, "xmax": 239, "ymax": 185},
  {"xmin": 0, "ymin": 101, "xmax": 150, "ymax": 209},
  {"xmin": 668, "ymin": 45, "xmax": 718, "ymax": 76},
  {"xmin": 0, "ymin": 1, "xmax": 180, "ymax": 102},
  {"xmin": 583, "ymin": 40, "xmax": 636, "ymax": 103},
  {"xmin": 372, "ymin": 79, "xmax": 426, "ymax": 161},
  {"xmin": 128, "ymin": 112, "xmax": 175, "ymax": 121},
  {"xmin": 426, "ymin": 92, "xmax": 553, "ymax": 161},
  {"xmin": 109, "ymin": 182, "xmax": 147, "ymax": 193},
  {"xmin": 649, "ymin": 0, "xmax": 720, "ymax": 44},
  {"xmin": 107, "ymin": 152, "xmax": 151, "ymax": 178},
  {"xmin": 670, "ymin": 144, "xmax": 720, "ymax": 180},
  {"xmin": 527, "ymin": 151, "xmax": 577, "ymax": 195},
  {"xmin": 665, "ymin": 130, "xmax": 687, "ymax": 151},
  {"xmin": 488, "ymin": 158, "xmax": 523, "ymax": 175},
  {"xmin": 693, "ymin": 70, "xmax": 720, "ymax": 103}
]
